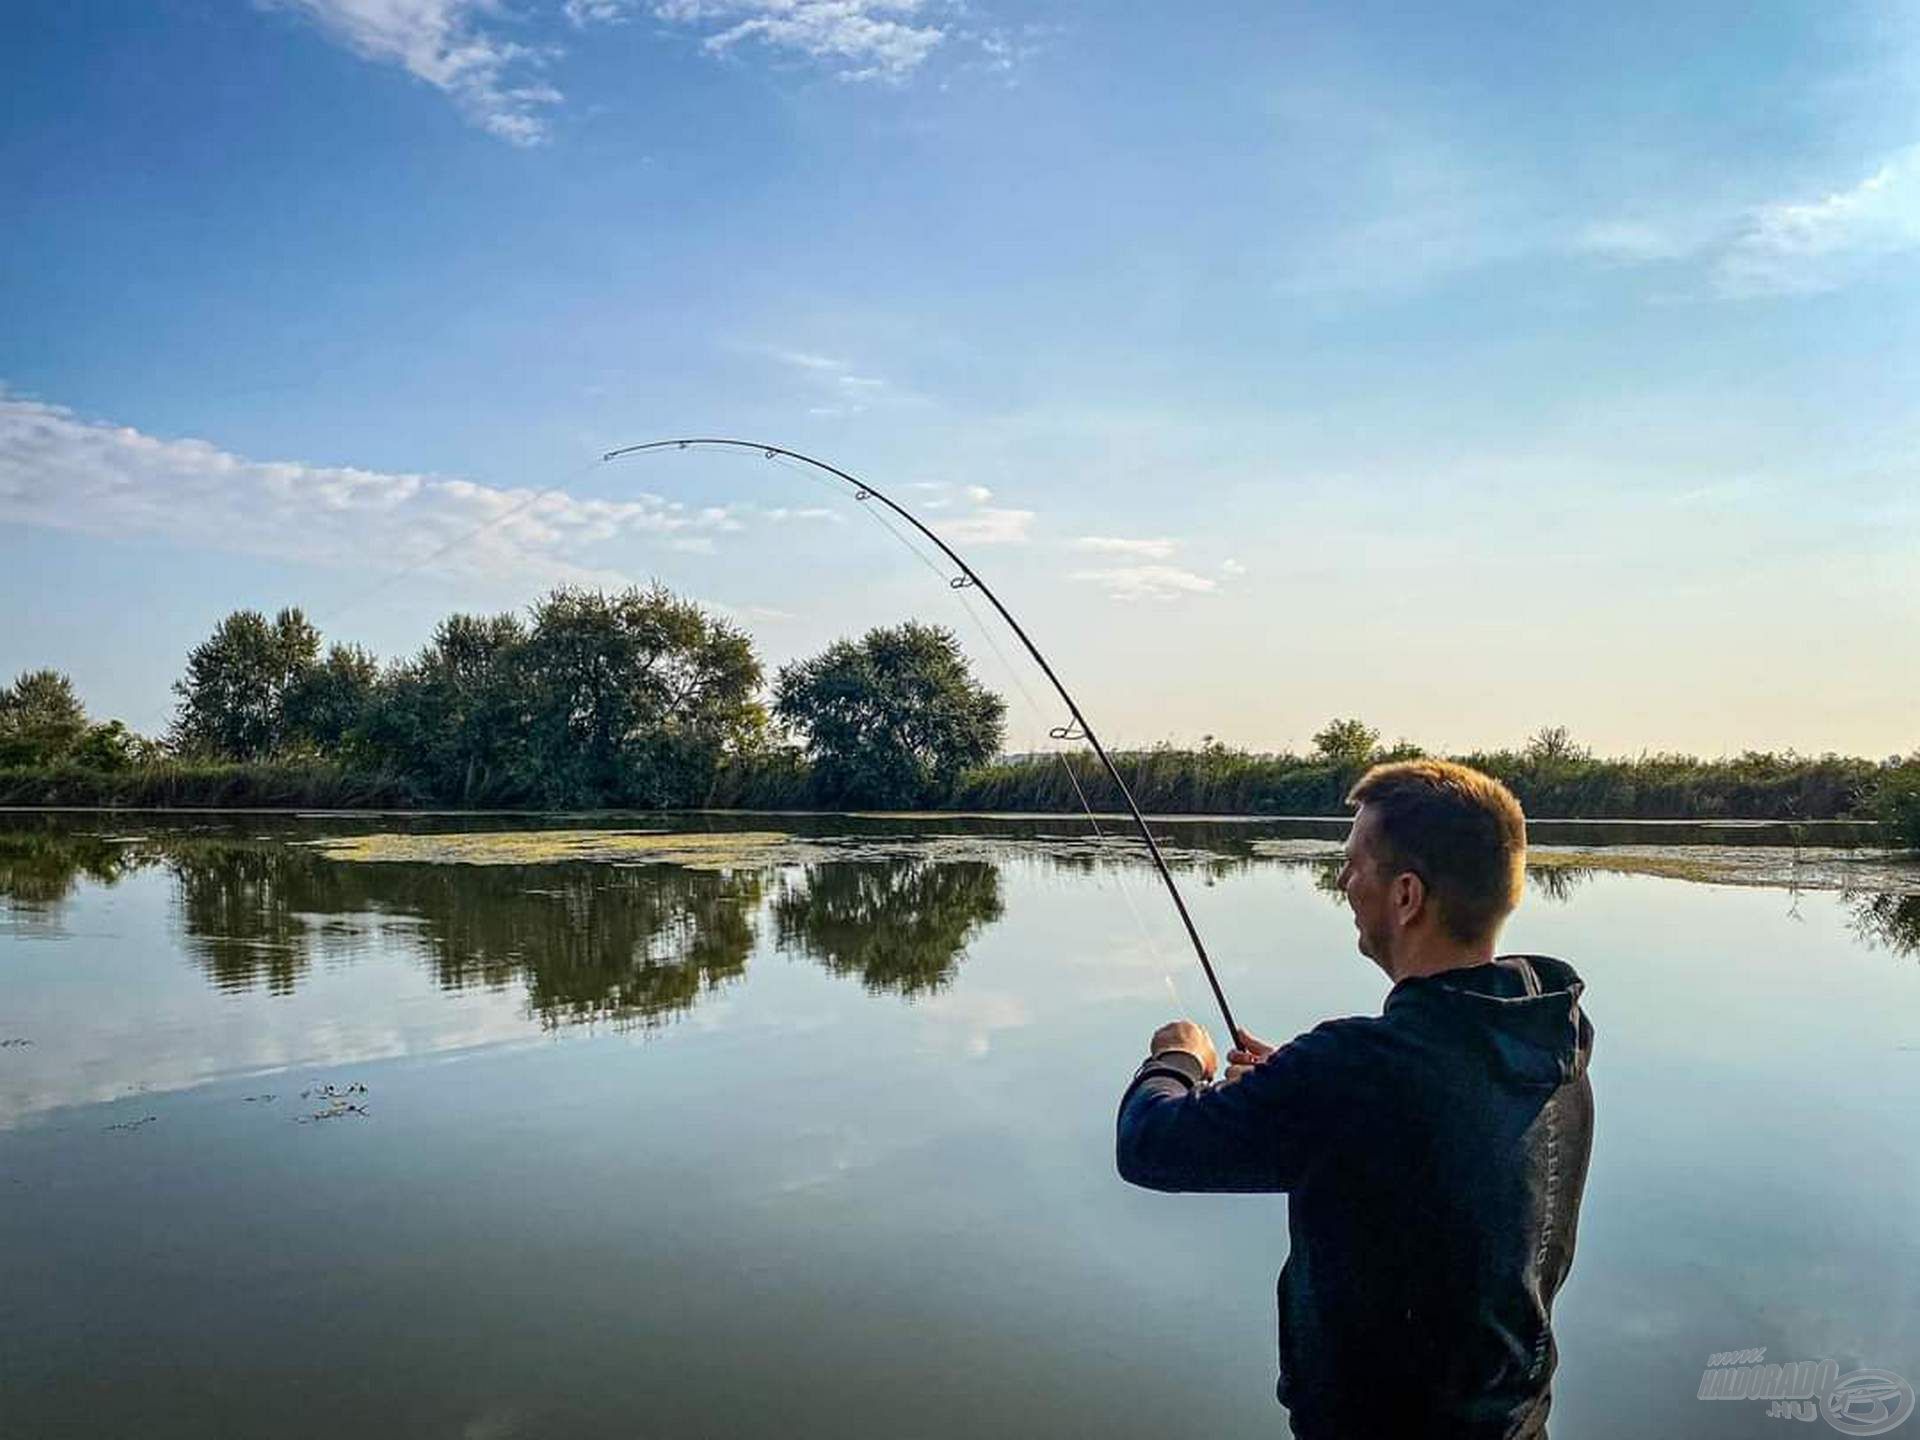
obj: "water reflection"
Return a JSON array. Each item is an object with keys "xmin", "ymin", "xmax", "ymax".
[
  {"xmin": 0, "ymin": 826, "xmax": 1016, "ymax": 1027},
  {"xmin": 0, "ymin": 830, "xmax": 149, "ymax": 931},
  {"xmin": 1849, "ymin": 891, "xmax": 1920, "ymax": 959},
  {"xmin": 6, "ymin": 821, "xmax": 1918, "ymax": 1048},
  {"xmin": 773, "ymin": 860, "xmax": 1004, "ymax": 997}
]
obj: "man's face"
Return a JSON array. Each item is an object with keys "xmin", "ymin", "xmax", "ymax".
[{"xmin": 1337, "ymin": 805, "xmax": 1398, "ymax": 966}]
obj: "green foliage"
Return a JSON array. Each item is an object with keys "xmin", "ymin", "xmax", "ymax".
[
  {"xmin": 774, "ymin": 621, "xmax": 1005, "ymax": 807},
  {"xmin": 1871, "ymin": 760, "xmax": 1920, "ymax": 850},
  {"xmin": 514, "ymin": 585, "xmax": 763, "ymax": 808},
  {"xmin": 0, "ymin": 759, "xmax": 421, "ymax": 809},
  {"xmin": 66, "ymin": 720, "xmax": 144, "ymax": 772},
  {"xmin": 0, "ymin": 670, "xmax": 88, "ymax": 766},
  {"xmin": 1525, "ymin": 725, "xmax": 1589, "ymax": 764},
  {"xmin": 357, "ymin": 612, "xmax": 529, "ymax": 802},
  {"xmin": 954, "ymin": 732, "xmax": 1900, "ymax": 822},
  {"xmin": 284, "ymin": 644, "xmax": 380, "ymax": 754},
  {"xmin": 171, "ymin": 607, "xmax": 322, "ymax": 760},
  {"xmin": 1311, "ymin": 717, "xmax": 1380, "ymax": 769}
]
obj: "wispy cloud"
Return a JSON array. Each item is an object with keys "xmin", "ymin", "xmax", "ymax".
[
  {"xmin": 1714, "ymin": 144, "xmax": 1920, "ymax": 297},
  {"xmin": 562, "ymin": 0, "xmax": 630, "ymax": 23},
  {"xmin": 760, "ymin": 347, "xmax": 902, "ymax": 417},
  {"xmin": 1069, "ymin": 564, "xmax": 1217, "ymax": 602},
  {"xmin": 269, "ymin": 0, "xmax": 1008, "ymax": 142},
  {"xmin": 0, "ymin": 391, "xmax": 745, "ymax": 585},
  {"xmin": 1070, "ymin": 535, "xmax": 1178, "ymax": 560},
  {"xmin": 1578, "ymin": 144, "xmax": 1920, "ymax": 298},
  {"xmin": 267, "ymin": 0, "xmax": 563, "ymax": 145},
  {"xmin": 897, "ymin": 480, "xmax": 1029, "ymax": 542},
  {"xmin": 654, "ymin": 0, "xmax": 946, "ymax": 82}
]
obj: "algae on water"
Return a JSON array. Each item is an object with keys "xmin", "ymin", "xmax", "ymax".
[{"xmin": 306, "ymin": 830, "xmax": 793, "ymax": 869}]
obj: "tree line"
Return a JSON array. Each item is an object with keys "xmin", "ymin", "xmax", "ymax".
[
  {"xmin": 1, "ymin": 590, "xmax": 1915, "ymax": 843},
  {"xmin": 1, "ymin": 585, "xmax": 1006, "ymax": 810}
]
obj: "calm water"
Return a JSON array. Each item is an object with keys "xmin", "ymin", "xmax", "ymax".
[{"xmin": 2, "ymin": 813, "xmax": 1917, "ymax": 1438}]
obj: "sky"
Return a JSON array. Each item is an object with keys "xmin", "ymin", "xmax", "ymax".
[{"xmin": 2, "ymin": 0, "xmax": 1916, "ymax": 758}]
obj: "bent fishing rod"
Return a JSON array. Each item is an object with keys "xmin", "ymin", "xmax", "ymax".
[{"xmin": 602, "ymin": 436, "xmax": 1240, "ymax": 1044}]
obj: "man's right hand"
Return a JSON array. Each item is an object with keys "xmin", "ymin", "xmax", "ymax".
[{"xmin": 1223, "ymin": 1027, "xmax": 1275, "ymax": 1083}]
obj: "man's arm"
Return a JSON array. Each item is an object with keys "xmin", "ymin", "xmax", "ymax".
[{"xmin": 1116, "ymin": 1022, "xmax": 1346, "ymax": 1194}]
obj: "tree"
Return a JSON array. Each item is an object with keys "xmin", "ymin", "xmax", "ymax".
[
  {"xmin": 1311, "ymin": 717, "xmax": 1380, "ymax": 769},
  {"xmin": 515, "ymin": 586, "xmax": 764, "ymax": 807},
  {"xmin": 0, "ymin": 670, "xmax": 88, "ymax": 766},
  {"xmin": 171, "ymin": 608, "xmax": 322, "ymax": 759},
  {"xmin": 1525, "ymin": 725, "xmax": 1589, "ymax": 764},
  {"xmin": 284, "ymin": 644, "xmax": 381, "ymax": 754},
  {"xmin": 1873, "ymin": 758, "xmax": 1920, "ymax": 851},
  {"xmin": 357, "ymin": 612, "xmax": 528, "ymax": 802},
  {"xmin": 774, "ymin": 621, "xmax": 1006, "ymax": 807}
]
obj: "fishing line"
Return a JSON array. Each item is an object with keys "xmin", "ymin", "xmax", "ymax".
[
  {"xmin": 315, "ymin": 456, "xmax": 605, "ymax": 634},
  {"xmin": 767, "ymin": 453, "xmax": 1053, "ymax": 760},
  {"xmin": 603, "ymin": 437, "xmax": 1239, "ymax": 1040},
  {"xmin": 763, "ymin": 452, "xmax": 1176, "ymax": 971}
]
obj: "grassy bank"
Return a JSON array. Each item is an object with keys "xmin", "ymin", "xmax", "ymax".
[
  {"xmin": 953, "ymin": 746, "xmax": 1892, "ymax": 823},
  {"xmin": 4, "ymin": 746, "xmax": 1918, "ymax": 846},
  {"xmin": 0, "ymin": 761, "xmax": 424, "ymax": 810}
]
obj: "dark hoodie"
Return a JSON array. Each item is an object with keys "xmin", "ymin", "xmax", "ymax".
[{"xmin": 1116, "ymin": 955, "xmax": 1594, "ymax": 1439}]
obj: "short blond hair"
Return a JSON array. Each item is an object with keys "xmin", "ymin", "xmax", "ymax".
[{"xmin": 1346, "ymin": 759, "xmax": 1527, "ymax": 944}]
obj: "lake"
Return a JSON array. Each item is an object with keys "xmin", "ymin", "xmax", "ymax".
[{"xmin": 2, "ymin": 811, "xmax": 1916, "ymax": 1438}]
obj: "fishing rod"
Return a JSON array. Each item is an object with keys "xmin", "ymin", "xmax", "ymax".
[{"xmin": 602, "ymin": 436, "xmax": 1241, "ymax": 1045}]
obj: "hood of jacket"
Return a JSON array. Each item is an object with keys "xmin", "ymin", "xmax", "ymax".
[{"xmin": 1385, "ymin": 953, "xmax": 1593, "ymax": 1090}]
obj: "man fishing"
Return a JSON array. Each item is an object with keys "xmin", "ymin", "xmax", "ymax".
[{"xmin": 1117, "ymin": 759, "xmax": 1595, "ymax": 1439}]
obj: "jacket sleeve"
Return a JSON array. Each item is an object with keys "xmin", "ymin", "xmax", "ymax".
[{"xmin": 1115, "ymin": 1024, "xmax": 1351, "ymax": 1194}]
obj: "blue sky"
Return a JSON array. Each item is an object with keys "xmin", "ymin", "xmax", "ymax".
[{"xmin": 3, "ymin": 0, "xmax": 1916, "ymax": 756}]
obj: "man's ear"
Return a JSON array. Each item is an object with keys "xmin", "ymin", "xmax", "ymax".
[{"xmin": 1393, "ymin": 871, "xmax": 1426, "ymax": 926}]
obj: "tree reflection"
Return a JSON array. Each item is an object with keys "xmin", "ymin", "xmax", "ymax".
[
  {"xmin": 171, "ymin": 848, "xmax": 762, "ymax": 1028},
  {"xmin": 1527, "ymin": 865, "xmax": 1594, "ymax": 904},
  {"xmin": 773, "ymin": 860, "xmax": 1003, "ymax": 997},
  {"xmin": 397, "ymin": 863, "xmax": 762, "ymax": 1029},
  {"xmin": 0, "ymin": 830, "xmax": 150, "ymax": 932},
  {"xmin": 1848, "ymin": 892, "xmax": 1920, "ymax": 960},
  {"xmin": 171, "ymin": 846, "xmax": 345, "ymax": 994},
  {"xmin": 0, "ymin": 825, "xmax": 765, "ymax": 1028}
]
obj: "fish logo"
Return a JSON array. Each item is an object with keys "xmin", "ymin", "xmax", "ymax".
[{"xmin": 1822, "ymin": 1369, "xmax": 1916, "ymax": 1436}]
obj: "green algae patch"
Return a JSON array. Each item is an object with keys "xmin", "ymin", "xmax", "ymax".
[{"xmin": 307, "ymin": 829, "xmax": 792, "ymax": 869}]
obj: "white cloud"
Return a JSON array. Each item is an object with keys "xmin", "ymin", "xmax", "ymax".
[
  {"xmin": 893, "ymin": 481, "xmax": 1029, "ymax": 541},
  {"xmin": 770, "ymin": 348, "xmax": 846, "ymax": 372},
  {"xmin": 1071, "ymin": 535, "xmax": 1179, "ymax": 560},
  {"xmin": 0, "ymin": 391, "xmax": 745, "ymax": 585},
  {"xmin": 1069, "ymin": 564, "xmax": 1218, "ymax": 602},
  {"xmin": 762, "ymin": 345, "xmax": 902, "ymax": 416},
  {"xmin": 268, "ymin": 0, "xmax": 1010, "ymax": 142},
  {"xmin": 268, "ymin": 0, "xmax": 563, "ymax": 144},
  {"xmin": 1578, "ymin": 145, "xmax": 1920, "ymax": 298},
  {"xmin": 654, "ymin": 0, "xmax": 945, "ymax": 82},
  {"xmin": 563, "ymin": 0, "xmax": 631, "ymax": 22},
  {"xmin": 1219, "ymin": 558, "xmax": 1246, "ymax": 575},
  {"xmin": 1714, "ymin": 144, "xmax": 1920, "ymax": 297}
]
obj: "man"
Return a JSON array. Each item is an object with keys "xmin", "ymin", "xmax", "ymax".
[{"xmin": 1116, "ymin": 760, "xmax": 1594, "ymax": 1438}]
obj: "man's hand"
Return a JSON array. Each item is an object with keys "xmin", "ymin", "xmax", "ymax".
[
  {"xmin": 1150, "ymin": 1019, "xmax": 1218, "ymax": 1081},
  {"xmin": 1222, "ymin": 1027, "xmax": 1276, "ymax": 1085}
]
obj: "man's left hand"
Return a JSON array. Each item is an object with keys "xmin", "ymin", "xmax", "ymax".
[{"xmin": 1149, "ymin": 1019, "xmax": 1217, "ymax": 1080}]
